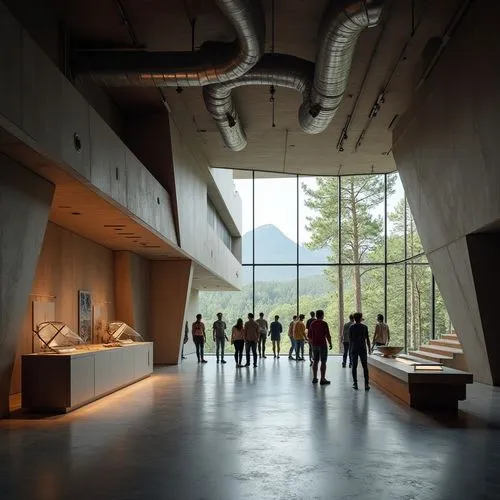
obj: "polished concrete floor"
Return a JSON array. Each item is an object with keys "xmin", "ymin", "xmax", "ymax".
[{"xmin": 1, "ymin": 355, "xmax": 500, "ymax": 500}]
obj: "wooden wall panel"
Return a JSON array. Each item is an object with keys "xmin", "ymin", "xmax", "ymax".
[{"xmin": 10, "ymin": 222, "xmax": 115, "ymax": 395}]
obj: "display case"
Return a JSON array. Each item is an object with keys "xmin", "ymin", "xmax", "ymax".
[
  {"xmin": 22, "ymin": 342, "xmax": 154, "ymax": 413},
  {"xmin": 107, "ymin": 322, "xmax": 144, "ymax": 344},
  {"xmin": 34, "ymin": 321, "xmax": 85, "ymax": 353}
]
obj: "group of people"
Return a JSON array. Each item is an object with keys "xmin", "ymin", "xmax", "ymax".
[{"xmin": 189, "ymin": 311, "xmax": 391, "ymax": 391}]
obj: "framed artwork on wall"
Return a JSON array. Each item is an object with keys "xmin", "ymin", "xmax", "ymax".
[{"xmin": 78, "ymin": 290, "xmax": 92, "ymax": 343}]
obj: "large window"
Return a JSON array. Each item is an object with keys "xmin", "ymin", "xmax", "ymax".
[{"xmin": 200, "ymin": 171, "xmax": 450, "ymax": 353}]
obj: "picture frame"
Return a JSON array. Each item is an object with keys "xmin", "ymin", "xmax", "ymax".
[{"xmin": 78, "ymin": 290, "xmax": 92, "ymax": 343}]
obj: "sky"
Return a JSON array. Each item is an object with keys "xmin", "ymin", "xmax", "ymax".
[{"xmin": 234, "ymin": 174, "xmax": 405, "ymax": 244}]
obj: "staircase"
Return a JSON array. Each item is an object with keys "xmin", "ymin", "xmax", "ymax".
[{"xmin": 409, "ymin": 333, "xmax": 468, "ymax": 371}]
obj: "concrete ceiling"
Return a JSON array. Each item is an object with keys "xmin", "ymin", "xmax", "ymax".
[{"xmin": 48, "ymin": 0, "xmax": 463, "ymax": 175}]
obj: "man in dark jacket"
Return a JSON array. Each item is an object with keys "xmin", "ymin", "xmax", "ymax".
[
  {"xmin": 349, "ymin": 312, "xmax": 371, "ymax": 391},
  {"xmin": 342, "ymin": 314, "xmax": 354, "ymax": 368}
]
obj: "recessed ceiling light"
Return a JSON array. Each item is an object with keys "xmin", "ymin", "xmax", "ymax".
[
  {"xmin": 58, "ymin": 206, "xmax": 71, "ymax": 209},
  {"xmin": 71, "ymin": 212, "xmax": 81, "ymax": 215},
  {"xmin": 104, "ymin": 225, "xmax": 126, "ymax": 228}
]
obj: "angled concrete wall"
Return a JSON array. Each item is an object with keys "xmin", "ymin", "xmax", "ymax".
[
  {"xmin": 0, "ymin": 157, "xmax": 54, "ymax": 416},
  {"xmin": 393, "ymin": 1, "xmax": 500, "ymax": 384}
]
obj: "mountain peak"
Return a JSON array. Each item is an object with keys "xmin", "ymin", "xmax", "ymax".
[
  {"xmin": 244, "ymin": 224, "xmax": 284, "ymax": 238},
  {"xmin": 241, "ymin": 225, "xmax": 330, "ymax": 278}
]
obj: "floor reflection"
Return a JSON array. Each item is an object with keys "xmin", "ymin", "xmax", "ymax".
[{"xmin": 1, "ymin": 356, "xmax": 500, "ymax": 499}]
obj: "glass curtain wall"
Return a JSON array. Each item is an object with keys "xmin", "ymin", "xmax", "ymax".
[{"xmin": 199, "ymin": 171, "xmax": 451, "ymax": 354}]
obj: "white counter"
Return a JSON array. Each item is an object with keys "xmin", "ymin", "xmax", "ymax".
[{"xmin": 22, "ymin": 342, "xmax": 153, "ymax": 413}]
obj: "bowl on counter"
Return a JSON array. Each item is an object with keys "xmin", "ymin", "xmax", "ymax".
[{"xmin": 376, "ymin": 346, "xmax": 403, "ymax": 357}]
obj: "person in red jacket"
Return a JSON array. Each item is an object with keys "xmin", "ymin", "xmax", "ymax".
[{"xmin": 308, "ymin": 310, "xmax": 332, "ymax": 385}]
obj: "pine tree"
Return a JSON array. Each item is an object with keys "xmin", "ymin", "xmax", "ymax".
[{"xmin": 302, "ymin": 175, "xmax": 395, "ymax": 347}]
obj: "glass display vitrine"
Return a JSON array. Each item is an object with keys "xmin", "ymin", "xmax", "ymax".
[
  {"xmin": 34, "ymin": 321, "xmax": 85, "ymax": 353},
  {"xmin": 107, "ymin": 322, "xmax": 144, "ymax": 344}
]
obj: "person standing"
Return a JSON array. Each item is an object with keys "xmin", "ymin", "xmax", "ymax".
[
  {"xmin": 256, "ymin": 312, "xmax": 269, "ymax": 359},
  {"xmin": 213, "ymin": 312, "xmax": 228, "ymax": 364},
  {"xmin": 231, "ymin": 318, "xmax": 245, "ymax": 367},
  {"xmin": 342, "ymin": 314, "xmax": 354, "ymax": 368},
  {"xmin": 372, "ymin": 314, "xmax": 390, "ymax": 353},
  {"xmin": 192, "ymin": 314, "xmax": 207, "ymax": 364},
  {"xmin": 349, "ymin": 312, "xmax": 371, "ymax": 391},
  {"xmin": 269, "ymin": 315, "xmax": 283, "ymax": 358},
  {"xmin": 306, "ymin": 311, "xmax": 316, "ymax": 366},
  {"xmin": 294, "ymin": 314, "xmax": 307, "ymax": 361},
  {"xmin": 288, "ymin": 315, "xmax": 297, "ymax": 360},
  {"xmin": 244, "ymin": 313, "xmax": 259, "ymax": 367},
  {"xmin": 181, "ymin": 321, "xmax": 189, "ymax": 360},
  {"xmin": 308, "ymin": 310, "xmax": 332, "ymax": 385}
]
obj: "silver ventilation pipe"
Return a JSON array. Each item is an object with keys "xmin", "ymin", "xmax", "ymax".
[
  {"xmin": 203, "ymin": 54, "xmax": 314, "ymax": 151},
  {"xmin": 205, "ymin": 0, "xmax": 383, "ymax": 151},
  {"xmin": 73, "ymin": 0, "xmax": 265, "ymax": 87},
  {"xmin": 299, "ymin": 0, "xmax": 383, "ymax": 134}
]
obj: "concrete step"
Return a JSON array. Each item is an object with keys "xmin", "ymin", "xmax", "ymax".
[
  {"xmin": 420, "ymin": 344, "xmax": 464, "ymax": 356},
  {"xmin": 408, "ymin": 350, "xmax": 453, "ymax": 362},
  {"xmin": 430, "ymin": 338, "xmax": 462, "ymax": 348}
]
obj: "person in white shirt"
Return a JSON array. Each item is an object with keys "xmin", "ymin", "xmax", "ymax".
[{"xmin": 371, "ymin": 314, "xmax": 390, "ymax": 353}]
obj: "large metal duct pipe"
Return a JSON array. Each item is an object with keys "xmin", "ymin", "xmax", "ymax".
[
  {"xmin": 206, "ymin": 0, "xmax": 383, "ymax": 151},
  {"xmin": 203, "ymin": 54, "xmax": 314, "ymax": 151},
  {"xmin": 73, "ymin": 0, "xmax": 265, "ymax": 87},
  {"xmin": 299, "ymin": 0, "xmax": 383, "ymax": 134}
]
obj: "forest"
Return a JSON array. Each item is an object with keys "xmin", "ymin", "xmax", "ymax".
[{"xmin": 199, "ymin": 175, "xmax": 452, "ymax": 355}]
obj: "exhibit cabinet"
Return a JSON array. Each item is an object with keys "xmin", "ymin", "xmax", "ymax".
[{"xmin": 22, "ymin": 342, "xmax": 153, "ymax": 413}]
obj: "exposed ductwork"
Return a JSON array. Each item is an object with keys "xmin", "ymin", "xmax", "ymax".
[
  {"xmin": 203, "ymin": 54, "xmax": 314, "ymax": 151},
  {"xmin": 73, "ymin": 0, "xmax": 265, "ymax": 87},
  {"xmin": 206, "ymin": 0, "xmax": 383, "ymax": 151},
  {"xmin": 299, "ymin": 0, "xmax": 383, "ymax": 134}
]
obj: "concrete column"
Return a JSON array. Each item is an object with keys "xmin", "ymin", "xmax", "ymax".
[
  {"xmin": 0, "ymin": 156, "xmax": 54, "ymax": 416},
  {"xmin": 114, "ymin": 251, "xmax": 151, "ymax": 339},
  {"xmin": 392, "ymin": 1, "xmax": 500, "ymax": 384},
  {"xmin": 150, "ymin": 260, "xmax": 193, "ymax": 364}
]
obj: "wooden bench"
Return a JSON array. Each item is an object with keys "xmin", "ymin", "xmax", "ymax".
[{"xmin": 368, "ymin": 354, "xmax": 473, "ymax": 412}]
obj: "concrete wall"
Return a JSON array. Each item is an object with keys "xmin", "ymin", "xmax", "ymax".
[
  {"xmin": 170, "ymin": 118, "xmax": 242, "ymax": 288},
  {"xmin": 0, "ymin": 158, "xmax": 54, "ymax": 415},
  {"xmin": 209, "ymin": 167, "xmax": 242, "ymax": 236},
  {"xmin": 0, "ymin": 1, "xmax": 241, "ymax": 291},
  {"xmin": 393, "ymin": 0, "xmax": 500, "ymax": 384},
  {"xmin": 0, "ymin": 1, "xmax": 177, "ymax": 246},
  {"xmin": 10, "ymin": 222, "xmax": 116, "ymax": 395}
]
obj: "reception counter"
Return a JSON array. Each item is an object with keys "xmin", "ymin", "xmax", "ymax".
[
  {"xmin": 368, "ymin": 354, "xmax": 473, "ymax": 411},
  {"xmin": 22, "ymin": 342, "xmax": 153, "ymax": 413}
]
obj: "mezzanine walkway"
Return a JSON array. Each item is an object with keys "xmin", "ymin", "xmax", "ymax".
[{"xmin": 1, "ymin": 356, "xmax": 500, "ymax": 500}]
